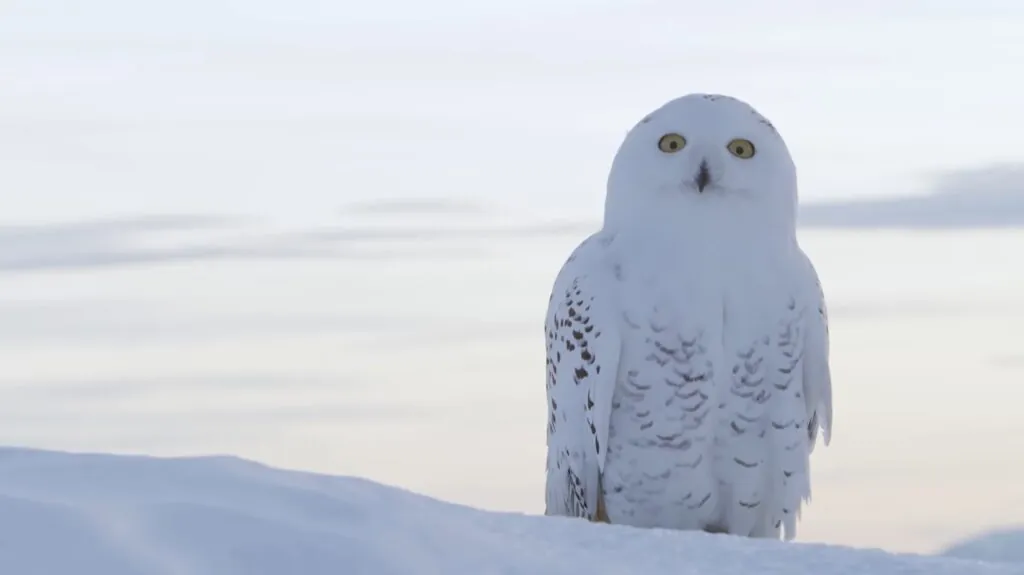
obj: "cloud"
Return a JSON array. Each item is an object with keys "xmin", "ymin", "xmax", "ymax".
[
  {"xmin": 328, "ymin": 196, "xmax": 598, "ymax": 246},
  {"xmin": 0, "ymin": 213, "xmax": 238, "ymax": 239},
  {"xmin": 7, "ymin": 161, "xmax": 1024, "ymax": 276},
  {"xmin": 340, "ymin": 197, "xmax": 488, "ymax": 217},
  {"xmin": 0, "ymin": 213, "xmax": 339, "ymax": 273},
  {"xmin": 825, "ymin": 301, "xmax": 1023, "ymax": 320},
  {"xmin": 1, "ymin": 210, "xmax": 567, "ymax": 274},
  {"xmin": 296, "ymin": 220, "xmax": 596, "ymax": 243},
  {"xmin": 0, "ymin": 399, "xmax": 425, "ymax": 427},
  {"xmin": 0, "ymin": 245, "xmax": 330, "ymax": 273},
  {"xmin": 992, "ymin": 355, "xmax": 1024, "ymax": 369},
  {"xmin": 799, "ymin": 164, "xmax": 1024, "ymax": 229},
  {"xmin": 0, "ymin": 372, "xmax": 435, "ymax": 436},
  {"xmin": 0, "ymin": 299, "xmax": 536, "ymax": 346},
  {"xmin": 341, "ymin": 164, "xmax": 1024, "ymax": 236},
  {"xmin": 0, "ymin": 373, "xmax": 354, "ymax": 402}
]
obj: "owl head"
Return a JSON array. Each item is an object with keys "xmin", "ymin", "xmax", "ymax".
[{"xmin": 604, "ymin": 94, "xmax": 798, "ymax": 243}]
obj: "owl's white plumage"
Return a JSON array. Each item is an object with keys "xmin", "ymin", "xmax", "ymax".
[{"xmin": 544, "ymin": 93, "xmax": 833, "ymax": 540}]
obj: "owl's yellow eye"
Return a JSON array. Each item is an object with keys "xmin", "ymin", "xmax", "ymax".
[
  {"xmin": 726, "ymin": 138, "xmax": 756, "ymax": 159},
  {"xmin": 657, "ymin": 133, "xmax": 686, "ymax": 153}
]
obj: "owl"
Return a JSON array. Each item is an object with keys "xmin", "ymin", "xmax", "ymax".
[{"xmin": 543, "ymin": 93, "xmax": 833, "ymax": 540}]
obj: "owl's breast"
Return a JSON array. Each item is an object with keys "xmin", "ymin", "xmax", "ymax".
[
  {"xmin": 602, "ymin": 285, "xmax": 723, "ymax": 528},
  {"xmin": 601, "ymin": 265, "xmax": 806, "ymax": 530}
]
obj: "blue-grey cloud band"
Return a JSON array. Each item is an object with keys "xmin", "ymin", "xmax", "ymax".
[{"xmin": 5, "ymin": 163, "xmax": 1024, "ymax": 274}]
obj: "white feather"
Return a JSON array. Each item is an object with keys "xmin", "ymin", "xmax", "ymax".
[
  {"xmin": 544, "ymin": 233, "xmax": 622, "ymax": 519},
  {"xmin": 801, "ymin": 254, "xmax": 834, "ymax": 451}
]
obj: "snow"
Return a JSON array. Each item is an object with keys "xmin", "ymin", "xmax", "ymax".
[
  {"xmin": 0, "ymin": 447, "xmax": 1018, "ymax": 575},
  {"xmin": 942, "ymin": 527, "xmax": 1024, "ymax": 565},
  {"xmin": 798, "ymin": 164, "xmax": 1024, "ymax": 229}
]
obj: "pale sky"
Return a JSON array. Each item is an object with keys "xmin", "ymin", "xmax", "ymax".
[{"xmin": 3, "ymin": 1, "xmax": 1024, "ymax": 225}]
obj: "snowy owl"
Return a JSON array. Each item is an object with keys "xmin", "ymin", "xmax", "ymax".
[{"xmin": 543, "ymin": 93, "xmax": 833, "ymax": 540}]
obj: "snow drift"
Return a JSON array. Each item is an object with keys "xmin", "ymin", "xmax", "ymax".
[
  {"xmin": 0, "ymin": 447, "xmax": 1016, "ymax": 575},
  {"xmin": 942, "ymin": 527, "xmax": 1024, "ymax": 565}
]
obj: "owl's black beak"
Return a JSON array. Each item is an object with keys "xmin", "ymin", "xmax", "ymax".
[{"xmin": 694, "ymin": 160, "xmax": 711, "ymax": 193}]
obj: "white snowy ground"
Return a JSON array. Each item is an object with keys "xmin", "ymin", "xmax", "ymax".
[{"xmin": 0, "ymin": 447, "xmax": 1017, "ymax": 575}]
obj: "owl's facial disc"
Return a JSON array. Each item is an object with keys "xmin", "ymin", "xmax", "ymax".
[{"xmin": 693, "ymin": 160, "xmax": 711, "ymax": 193}]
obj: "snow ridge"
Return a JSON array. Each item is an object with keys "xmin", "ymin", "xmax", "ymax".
[{"xmin": 0, "ymin": 448, "xmax": 1017, "ymax": 575}]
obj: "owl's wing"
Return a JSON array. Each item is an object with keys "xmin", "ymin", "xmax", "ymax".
[
  {"xmin": 800, "ymin": 253, "xmax": 833, "ymax": 450},
  {"xmin": 544, "ymin": 233, "xmax": 622, "ymax": 520}
]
